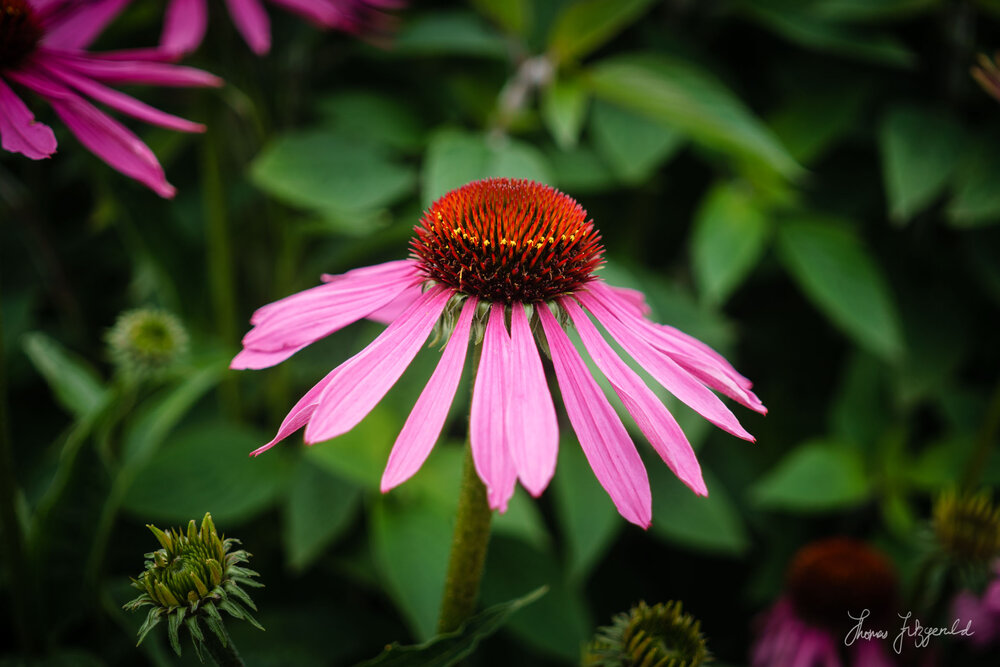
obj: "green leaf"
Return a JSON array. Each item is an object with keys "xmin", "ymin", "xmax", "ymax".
[
  {"xmin": 947, "ymin": 141, "xmax": 1000, "ymax": 227},
  {"xmin": 316, "ymin": 92, "xmax": 424, "ymax": 152},
  {"xmin": 251, "ymin": 130, "xmax": 416, "ymax": 216},
  {"xmin": 752, "ymin": 440, "xmax": 872, "ymax": 511},
  {"xmin": 470, "ymin": 0, "xmax": 532, "ymax": 36},
  {"xmin": 304, "ymin": 404, "xmax": 400, "ymax": 489},
  {"xmin": 589, "ymin": 100, "xmax": 684, "ymax": 184},
  {"xmin": 541, "ymin": 78, "xmax": 589, "ymax": 149},
  {"xmin": 283, "ymin": 458, "xmax": 362, "ymax": 571},
  {"xmin": 650, "ymin": 466, "xmax": 749, "ymax": 556},
  {"xmin": 358, "ymin": 587, "xmax": 546, "ymax": 666},
  {"xmin": 22, "ymin": 332, "xmax": 106, "ymax": 419},
  {"xmin": 422, "ymin": 130, "xmax": 554, "ymax": 205},
  {"xmin": 776, "ymin": 217, "xmax": 904, "ymax": 360},
  {"xmin": 546, "ymin": 145, "xmax": 617, "ymax": 193},
  {"xmin": 810, "ymin": 0, "xmax": 939, "ymax": 22},
  {"xmin": 122, "ymin": 421, "xmax": 290, "ymax": 527},
  {"xmin": 879, "ymin": 106, "xmax": 964, "ymax": 222},
  {"xmin": 587, "ymin": 54, "xmax": 801, "ymax": 181},
  {"xmin": 691, "ymin": 183, "xmax": 771, "ymax": 305},
  {"xmin": 548, "ymin": 0, "xmax": 659, "ymax": 63},
  {"xmin": 394, "ymin": 11, "xmax": 508, "ymax": 58},
  {"xmin": 768, "ymin": 87, "xmax": 868, "ymax": 164}
]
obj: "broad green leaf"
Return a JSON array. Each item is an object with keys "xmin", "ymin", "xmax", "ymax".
[
  {"xmin": 541, "ymin": 78, "xmax": 589, "ymax": 149},
  {"xmin": 776, "ymin": 217, "xmax": 904, "ymax": 360},
  {"xmin": 548, "ymin": 0, "xmax": 659, "ymax": 63},
  {"xmin": 879, "ymin": 106, "xmax": 964, "ymax": 222},
  {"xmin": 552, "ymin": 441, "xmax": 621, "ymax": 580},
  {"xmin": 587, "ymin": 54, "xmax": 801, "ymax": 180},
  {"xmin": 829, "ymin": 352, "xmax": 889, "ymax": 446},
  {"xmin": 304, "ymin": 404, "xmax": 401, "ymax": 489},
  {"xmin": 546, "ymin": 145, "xmax": 617, "ymax": 193},
  {"xmin": 358, "ymin": 587, "xmax": 546, "ymax": 666},
  {"xmin": 589, "ymin": 100, "xmax": 684, "ymax": 184},
  {"xmin": 768, "ymin": 87, "xmax": 867, "ymax": 164},
  {"xmin": 316, "ymin": 92, "xmax": 424, "ymax": 152},
  {"xmin": 251, "ymin": 130, "xmax": 416, "ymax": 215},
  {"xmin": 811, "ymin": 0, "xmax": 939, "ymax": 22},
  {"xmin": 470, "ymin": 0, "xmax": 532, "ymax": 36},
  {"xmin": 22, "ymin": 332, "xmax": 106, "ymax": 419},
  {"xmin": 422, "ymin": 130, "xmax": 553, "ymax": 205},
  {"xmin": 691, "ymin": 183, "xmax": 771, "ymax": 305},
  {"xmin": 283, "ymin": 458, "xmax": 362, "ymax": 571},
  {"xmin": 394, "ymin": 11, "xmax": 508, "ymax": 58},
  {"xmin": 947, "ymin": 142, "xmax": 1000, "ymax": 227},
  {"xmin": 650, "ymin": 466, "xmax": 749, "ymax": 556},
  {"xmin": 123, "ymin": 421, "xmax": 290, "ymax": 526},
  {"xmin": 752, "ymin": 440, "xmax": 872, "ymax": 511}
]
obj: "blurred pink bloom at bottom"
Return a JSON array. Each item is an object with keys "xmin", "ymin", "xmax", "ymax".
[{"xmin": 951, "ymin": 561, "xmax": 1000, "ymax": 648}]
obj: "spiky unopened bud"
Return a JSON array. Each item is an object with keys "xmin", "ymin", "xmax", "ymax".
[
  {"xmin": 107, "ymin": 308, "xmax": 188, "ymax": 377},
  {"xmin": 583, "ymin": 600, "xmax": 709, "ymax": 667},
  {"xmin": 933, "ymin": 488, "xmax": 1000, "ymax": 566}
]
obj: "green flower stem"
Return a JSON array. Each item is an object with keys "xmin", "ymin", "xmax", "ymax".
[
  {"xmin": 203, "ymin": 622, "xmax": 246, "ymax": 667},
  {"xmin": 961, "ymin": 377, "xmax": 1000, "ymax": 491}
]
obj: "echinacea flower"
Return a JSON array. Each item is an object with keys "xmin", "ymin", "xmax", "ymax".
[
  {"xmin": 752, "ymin": 537, "xmax": 898, "ymax": 667},
  {"xmin": 952, "ymin": 560, "xmax": 1000, "ymax": 648},
  {"xmin": 232, "ymin": 178, "xmax": 766, "ymax": 527},
  {"xmin": 0, "ymin": 0, "xmax": 221, "ymax": 197}
]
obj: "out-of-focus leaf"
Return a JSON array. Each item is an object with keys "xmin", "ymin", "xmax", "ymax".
[
  {"xmin": 904, "ymin": 436, "xmax": 972, "ymax": 491},
  {"xmin": 358, "ymin": 587, "xmax": 546, "ymax": 666},
  {"xmin": 548, "ymin": 0, "xmax": 659, "ymax": 63},
  {"xmin": 422, "ymin": 130, "xmax": 554, "ymax": 205},
  {"xmin": 768, "ymin": 87, "xmax": 867, "ymax": 164},
  {"xmin": 752, "ymin": 440, "xmax": 872, "ymax": 511},
  {"xmin": 480, "ymin": 537, "xmax": 590, "ymax": 661},
  {"xmin": 829, "ymin": 352, "xmax": 889, "ymax": 446},
  {"xmin": 541, "ymin": 78, "xmax": 589, "ymax": 149},
  {"xmin": 251, "ymin": 130, "xmax": 416, "ymax": 215},
  {"xmin": 471, "ymin": 0, "xmax": 532, "ymax": 36},
  {"xmin": 811, "ymin": 0, "xmax": 939, "ymax": 22},
  {"xmin": 776, "ymin": 217, "xmax": 904, "ymax": 360},
  {"xmin": 304, "ymin": 404, "xmax": 401, "ymax": 489},
  {"xmin": 879, "ymin": 107, "xmax": 964, "ymax": 223},
  {"xmin": 22, "ymin": 332, "xmax": 106, "ymax": 419},
  {"xmin": 394, "ymin": 11, "xmax": 508, "ymax": 58},
  {"xmin": 284, "ymin": 458, "xmax": 361, "ymax": 571},
  {"xmin": 589, "ymin": 100, "xmax": 683, "ymax": 184},
  {"xmin": 650, "ymin": 465, "xmax": 749, "ymax": 556},
  {"xmin": 552, "ymin": 440, "xmax": 621, "ymax": 580},
  {"xmin": 123, "ymin": 421, "xmax": 290, "ymax": 527},
  {"xmin": 587, "ymin": 54, "xmax": 801, "ymax": 181},
  {"xmin": 316, "ymin": 92, "xmax": 424, "ymax": 152},
  {"xmin": 546, "ymin": 145, "xmax": 617, "ymax": 193},
  {"xmin": 947, "ymin": 142, "xmax": 1000, "ymax": 227},
  {"xmin": 691, "ymin": 182, "xmax": 771, "ymax": 305}
]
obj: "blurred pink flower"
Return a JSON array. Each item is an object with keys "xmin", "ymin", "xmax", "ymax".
[
  {"xmin": 0, "ymin": 0, "xmax": 221, "ymax": 197},
  {"xmin": 951, "ymin": 561, "xmax": 1000, "ymax": 648},
  {"xmin": 232, "ymin": 179, "xmax": 765, "ymax": 527}
]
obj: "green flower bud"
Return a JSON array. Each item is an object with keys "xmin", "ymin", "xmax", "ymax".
[
  {"xmin": 106, "ymin": 308, "xmax": 188, "ymax": 377},
  {"xmin": 932, "ymin": 488, "xmax": 1000, "ymax": 566},
  {"xmin": 583, "ymin": 600, "xmax": 709, "ymax": 667},
  {"xmin": 124, "ymin": 513, "xmax": 263, "ymax": 660}
]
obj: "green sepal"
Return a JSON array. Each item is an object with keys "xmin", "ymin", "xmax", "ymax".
[
  {"xmin": 148, "ymin": 524, "xmax": 174, "ymax": 553},
  {"xmin": 224, "ymin": 581, "xmax": 257, "ymax": 611},
  {"xmin": 186, "ymin": 616, "xmax": 206, "ymax": 663},
  {"xmin": 167, "ymin": 607, "xmax": 187, "ymax": 656},
  {"xmin": 203, "ymin": 604, "xmax": 228, "ymax": 647},
  {"xmin": 135, "ymin": 608, "xmax": 163, "ymax": 646}
]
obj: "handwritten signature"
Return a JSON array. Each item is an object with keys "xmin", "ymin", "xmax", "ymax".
[{"xmin": 844, "ymin": 608, "xmax": 974, "ymax": 654}]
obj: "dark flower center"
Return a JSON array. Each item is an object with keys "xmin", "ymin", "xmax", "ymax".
[
  {"xmin": 0, "ymin": 0, "xmax": 42, "ymax": 70},
  {"xmin": 787, "ymin": 537, "xmax": 897, "ymax": 634},
  {"xmin": 411, "ymin": 178, "xmax": 604, "ymax": 304}
]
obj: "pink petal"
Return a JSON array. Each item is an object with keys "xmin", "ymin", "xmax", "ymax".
[
  {"xmin": 850, "ymin": 641, "xmax": 893, "ymax": 667},
  {"xmin": 505, "ymin": 302, "xmax": 558, "ymax": 497},
  {"xmin": 365, "ymin": 284, "xmax": 422, "ymax": 325},
  {"xmin": 320, "ymin": 258, "xmax": 419, "ymax": 284},
  {"xmin": 161, "ymin": 0, "xmax": 209, "ymax": 56},
  {"xmin": 304, "ymin": 286, "xmax": 451, "ymax": 443},
  {"xmin": 562, "ymin": 297, "xmax": 706, "ymax": 497},
  {"xmin": 40, "ymin": 0, "xmax": 130, "ymax": 50},
  {"xmin": 537, "ymin": 304, "xmax": 651, "ymax": 528},
  {"xmin": 381, "ymin": 297, "xmax": 477, "ymax": 492},
  {"xmin": 267, "ymin": 0, "xmax": 341, "ymax": 25},
  {"xmin": 250, "ymin": 366, "xmax": 341, "ymax": 456},
  {"xmin": 578, "ymin": 290, "xmax": 754, "ymax": 442},
  {"xmin": 224, "ymin": 0, "xmax": 272, "ymax": 54},
  {"xmin": 45, "ymin": 51, "xmax": 222, "ymax": 88},
  {"xmin": 606, "ymin": 284, "xmax": 651, "ymax": 316},
  {"xmin": 0, "ymin": 79, "xmax": 57, "ymax": 159},
  {"xmin": 470, "ymin": 303, "xmax": 517, "ymax": 512}
]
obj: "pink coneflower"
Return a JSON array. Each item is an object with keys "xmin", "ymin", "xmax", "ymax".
[
  {"xmin": 232, "ymin": 178, "xmax": 766, "ymax": 527},
  {"xmin": 952, "ymin": 561, "xmax": 1000, "ymax": 648},
  {"xmin": 753, "ymin": 538, "xmax": 898, "ymax": 667},
  {"xmin": 0, "ymin": 0, "xmax": 221, "ymax": 197}
]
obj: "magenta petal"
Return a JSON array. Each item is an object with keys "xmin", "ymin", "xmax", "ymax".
[
  {"xmin": 48, "ymin": 52, "xmax": 222, "ymax": 88},
  {"xmin": 40, "ymin": 0, "xmax": 130, "ymax": 50},
  {"xmin": 304, "ymin": 287, "xmax": 451, "ymax": 443},
  {"xmin": 0, "ymin": 79, "xmax": 57, "ymax": 159},
  {"xmin": 562, "ymin": 297, "xmax": 707, "ymax": 497},
  {"xmin": 579, "ymin": 290, "xmax": 754, "ymax": 442},
  {"xmin": 606, "ymin": 285, "xmax": 651, "ymax": 316},
  {"xmin": 365, "ymin": 285, "xmax": 422, "ymax": 325},
  {"xmin": 224, "ymin": 0, "xmax": 273, "ymax": 54},
  {"xmin": 161, "ymin": 0, "xmax": 209, "ymax": 56},
  {"xmin": 538, "ymin": 305, "xmax": 651, "ymax": 528},
  {"xmin": 470, "ymin": 304, "xmax": 517, "ymax": 512},
  {"xmin": 506, "ymin": 302, "xmax": 558, "ymax": 497},
  {"xmin": 267, "ymin": 0, "xmax": 341, "ymax": 25},
  {"xmin": 381, "ymin": 297, "xmax": 477, "ymax": 492},
  {"xmin": 250, "ymin": 366, "xmax": 341, "ymax": 455}
]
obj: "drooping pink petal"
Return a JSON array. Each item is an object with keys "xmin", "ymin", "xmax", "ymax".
[
  {"xmin": 267, "ymin": 0, "xmax": 341, "ymax": 25},
  {"xmin": 249, "ymin": 366, "xmax": 341, "ymax": 456},
  {"xmin": 537, "ymin": 304, "xmax": 651, "ymax": 528},
  {"xmin": 0, "ymin": 79, "xmax": 57, "ymax": 159},
  {"xmin": 606, "ymin": 284, "xmax": 651, "ymax": 316},
  {"xmin": 224, "ymin": 0, "xmax": 272, "ymax": 54},
  {"xmin": 470, "ymin": 303, "xmax": 517, "ymax": 512},
  {"xmin": 45, "ymin": 51, "xmax": 222, "ymax": 88},
  {"xmin": 304, "ymin": 287, "xmax": 451, "ymax": 443},
  {"xmin": 850, "ymin": 641, "xmax": 893, "ymax": 667},
  {"xmin": 381, "ymin": 297, "xmax": 477, "ymax": 492},
  {"xmin": 505, "ymin": 302, "xmax": 558, "ymax": 497},
  {"xmin": 320, "ymin": 259, "xmax": 419, "ymax": 284},
  {"xmin": 40, "ymin": 0, "xmax": 130, "ymax": 50},
  {"xmin": 161, "ymin": 0, "xmax": 209, "ymax": 56},
  {"xmin": 578, "ymin": 291, "xmax": 755, "ymax": 442},
  {"xmin": 365, "ymin": 284, "xmax": 422, "ymax": 325},
  {"xmin": 561, "ymin": 297, "xmax": 706, "ymax": 497}
]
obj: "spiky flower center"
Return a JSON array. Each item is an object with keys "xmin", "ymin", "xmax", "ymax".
[
  {"xmin": 411, "ymin": 178, "xmax": 604, "ymax": 304},
  {"xmin": 933, "ymin": 489, "xmax": 1000, "ymax": 564},
  {"xmin": 787, "ymin": 538, "xmax": 897, "ymax": 633},
  {"xmin": 584, "ymin": 600, "xmax": 708, "ymax": 667},
  {"xmin": 0, "ymin": 0, "xmax": 42, "ymax": 69}
]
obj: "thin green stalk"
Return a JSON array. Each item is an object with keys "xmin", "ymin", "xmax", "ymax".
[
  {"xmin": 438, "ymin": 345, "xmax": 494, "ymax": 633},
  {"xmin": 960, "ymin": 377, "xmax": 1000, "ymax": 491},
  {"xmin": 203, "ymin": 622, "xmax": 245, "ymax": 667}
]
